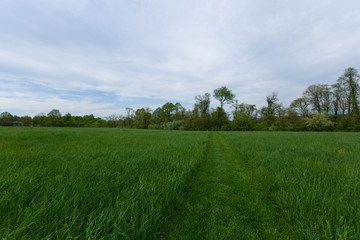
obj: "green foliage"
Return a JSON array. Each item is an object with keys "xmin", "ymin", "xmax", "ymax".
[
  {"xmin": 1, "ymin": 67, "xmax": 359, "ymax": 131},
  {"xmin": 135, "ymin": 108, "xmax": 152, "ymax": 129},
  {"xmin": 211, "ymin": 107, "xmax": 229, "ymax": 130},
  {"xmin": 232, "ymin": 114, "xmax": 254, "ymax": 131},
  {"xmin": 161, "ymin": 102, "xmax": 177, "ymax": 122},
  {"xmin": 0, "ymin": 112, "xmax": 14, "ymax": 126},
  {"xmin": 148, "ymin": 120, "xmax": 184, "ymax": 130},
  {"xmin": 0, "ymin": 112, "xmax": 12, "ymax": 118},
  {"xmin": 303, "ymin": 84, "xmax": 331, "ymax": 113},
  {"xmin": 339, "ymin": 67, "xmax": 360, "ymax": 116},
  {"xmin": 213, "ymin": 86, "xmax": 235, "ymax": 109},
  {"xmin": 304, "ymin": 113, "xmax": 334, "ymax": 131},
  {"xmin": 194, "ymin": 93, "xmax": 211, "ymax": 117},
  {"xmin": 47, "ymin": 109, "xmax": 61, "ymax": 118},
  {"xmin": 290, "ymin": 97, "xmax": 310, "ymax": 117}
]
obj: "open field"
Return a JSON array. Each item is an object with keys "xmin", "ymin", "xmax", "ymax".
[
  {"xmin": 1, "ymin": 127, "xmax": 359, "ymax": 239},
  {"xmin": 0, "ymin": 127, "xmax": 209, "ymax": 239}
]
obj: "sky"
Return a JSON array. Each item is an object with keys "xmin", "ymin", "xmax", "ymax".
[{"xmin": 1, "ymin": 0, "xmax": 360, "ymax": 117}]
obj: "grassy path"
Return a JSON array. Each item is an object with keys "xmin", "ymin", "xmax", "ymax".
[{"xmin": 165, "ymin": 133, "xmax": 286, "ymax": 239}]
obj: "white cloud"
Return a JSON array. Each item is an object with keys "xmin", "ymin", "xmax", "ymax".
[{"xmin": 1, "ymin": 0, "xmax": 360, "ymax": 116}]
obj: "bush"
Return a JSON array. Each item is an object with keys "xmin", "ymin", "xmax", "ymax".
[
  {"xmin": 163, "ymin": 120, "xmax": 184, "ymax": 130},
  {"xmin": 148, "ymin": 124, "xmax": 160, "ymax": 130},
  {"xmin": 304, "ymin": 113, "xmax": 334, "ymax": 131}
]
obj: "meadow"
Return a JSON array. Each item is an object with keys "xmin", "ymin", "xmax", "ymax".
[{"xmin": 1, "ymin": 127, "xmax": 359, "ymax": 239}]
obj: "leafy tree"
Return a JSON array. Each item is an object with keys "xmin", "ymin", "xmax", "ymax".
[
  {"xmin": 90, "ymin": 118, "xmax": 107, "ymax": 127},
  {"xmin": 0, "ymin": 112, "xmax": 14, "ymax": 126},
  {"xmin": 47, "ymin": 109, "xmax": 61, "ymax": 119},
  {"xmin": 304, "ymin": 113, "xmax": 334, "ymax": 131},
  {"xmin": 232, "ymin": 101, "xmax": 257, "ymax": 119},
  {"xmin": 62, "ymin": 113, "xmax": 77, "ymax": 127},
  {"xmin": 32, "ymin": 113, "xmax": 46, "ymax": 126},
  {"xmin": 337, "ymin": 67, "xmax": 359, "ymax": 117},
  {"xmin": 125, "ymin": 108, "xmax": 135, "ymax": 127},
  {"xmin": 266, "ymin": 93, "xmax": 280, "ymax": 117},
  {"xmin": 260, "ymin": 93, "xmax": 280, "ymax": 126},
  {"xmin": 290, "ymin": 98, "xmax": 310, "ymax": 117},
  {"xmin": 0, "ymin": 112, "xmax": 12, "ymax": 118},
  {"xmin": 83, "ymin": 114, "xmax": 95, "ymax": 126},
  {"xmin": 232, "ymin": 114, "xmax": 254, "ymax": 131},
  {"xmin": 303, "ymin": 84, "xmax": 331, "ymax": 114},
  {"xmin": 45, "ymin": 109, "xmax": 62, "ymax": 126},
  {"xmin": 194, "ymin": 93, "xmax": 211, "ymax": 117},
  {"xmin": 286, "ymin": 108, "xmax": 306, "ymax": 131},
  {"xmin": 211, "ymin": 107, "xmax": 229, "ymax": 130},
  {"xmin": 160, "ymin": 102, "xmax": 177, "ymax": 122},
  {"xmin": 20, "ymin": 116, "xmax": 32, "ymax": 126},
  {"xmin": 151, "ymin": 107, "xmax": 163, "ymax": 124},
  {"xmin": 331, "ymin": 83, "xmax": 347, "ymax": 118},
  {"xmin": 134, "ymin": 108, "xmax": 152, "ymax": 129},
  {"xmin": 213, "ymin": 86, "xmax": 235, "ymax": 109},
  {"xmin": 173, "ymin": 103, "xmax": 186, "ymax": 120},
  {"xmin": 106, "ymin": 114, "xmax": 122, "ymax": 128}
]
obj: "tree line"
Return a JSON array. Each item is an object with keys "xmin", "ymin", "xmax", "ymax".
[{"xmin": 1, "ymin": 67, "xmax": 359, "ymax": 131}]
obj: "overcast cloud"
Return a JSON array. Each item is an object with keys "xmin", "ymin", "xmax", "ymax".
[{"xmin": 1, "ymin": 0, "xmax": 360, "ymax": 117}]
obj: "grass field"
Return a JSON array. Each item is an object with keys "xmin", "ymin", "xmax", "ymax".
[{"xmin": 1, "ymin": 127, "xmax": 359, "ymax": 239}]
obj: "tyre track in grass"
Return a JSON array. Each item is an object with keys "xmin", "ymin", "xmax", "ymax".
[{"xmin": 164, "ymin": 133, "xmax": 286, "ymax": 239}]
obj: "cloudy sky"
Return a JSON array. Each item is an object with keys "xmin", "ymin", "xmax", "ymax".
[{"xmin": 1, "ymin": 0, "xmax": 360, "ymax": 117}]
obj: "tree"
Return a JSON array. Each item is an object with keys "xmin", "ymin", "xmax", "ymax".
[
  {"xmin": 83, "ymin": 114, "xmax": 95, "ymax": 127},
  {"xmin": 125, "ymin": 108, "xmax": 135, "ymax": 127},
  {"xmin": 46, "ymin": 109, "xmax": 62, "ymax": 126},
  {"xmin": 211, "ymin": 107, "xmax": 229, "ymax": 130},
  {"xmin": 331, "ymin": 82, "xmax": 347, "ymax": 118},
  {"xmin": 0, "ymin": 112, "xmax": 14, "ymax": 126},
  {"xmin": 259, "ymin": 93, "xmax": 280, "ymax": 128},
  {"xmin": 232, "ymin": 114, "xmax": 254, "ymax": 131},
  {"xmin": 265, "ymin": 92, "xmax": 280, "ymax": 117},
  {"xmin": 337, "ymin": 67, "xmax": 360, "ymax": 117},
  {"xmin": 289, "ymin": 97, "xmax": 310, "ymax": 117},
  {"xmin": 213, "ymin": 86, "xmax": 235, "ymax": 109},
  {"xmin": 0, "ymin": 112, "xmax": 12, "ymax": 118},
  {"xmin": 47, "ymin": 109, "xmax": 61, "ymax": 118},
  {"xmin": 134, "ymin": 108, "xmax": 152, "ymax": 129},
  {"xmin": 151, "ymin": 107, "xmax": 163, "ymax": 124},
  {"xmin": 303, "ymin": 84, "xmax": 331, "ymax": 114},
  {"xmin": 104, "ymin": 114, "xmax": 120, "ymax": 128},
  {"xmin": 232, "ymin": 101, "xmax": 257, "ymax": 119},
  {"xmin": 161, "ymin": 102, "xmax": 177, "ymax": 122},
  {"xmin": 194, "ymin": 93, "xmax": 211, "ymax": 117},
  {"xmin": 173, "ymin": 103, "xmax": 186, "ymax": 120},
  {"xmin": 61, "ymin": 113, "xmax": 77, "ymax": 127},
  {"xmin": 304, "ymin": 113, "xmax": 334, "ymax": 131}
]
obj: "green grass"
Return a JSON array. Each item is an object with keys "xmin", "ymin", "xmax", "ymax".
[
  {"xmin": 165, "ymin": 133, "xmax": 286, "ymax": 239},
  {"xmin": 0, "ymin": 127, "xmax": 209, "ymax": 239},
  {"xmin": 220, "ymin": 131, "xmax": 360, "ymax": 239},
  {"xmin": 1, "ymin": 128, "xmax": 360, "ymax": 239}
]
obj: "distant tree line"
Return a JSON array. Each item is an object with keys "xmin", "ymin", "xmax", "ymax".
[{"xmin": 1, "ymin": 67, "xmax": 359, "ymax": 131}]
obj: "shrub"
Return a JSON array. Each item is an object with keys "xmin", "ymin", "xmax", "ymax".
[{"xmin": 304, "ymin": 113, "xmax": 334, "ymax": 131}]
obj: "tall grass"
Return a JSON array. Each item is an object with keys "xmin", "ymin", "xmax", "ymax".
[
  {"xmin": 0, "ymin": 127, "xmax": 209, "ymax": 239},
  {"xmin": 222, "ymin": 131, "xmax": 360, "ymax": 239},
  {"xmin": 2, "ymin": 128, "xmax": 359, "ymax": 239}
]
